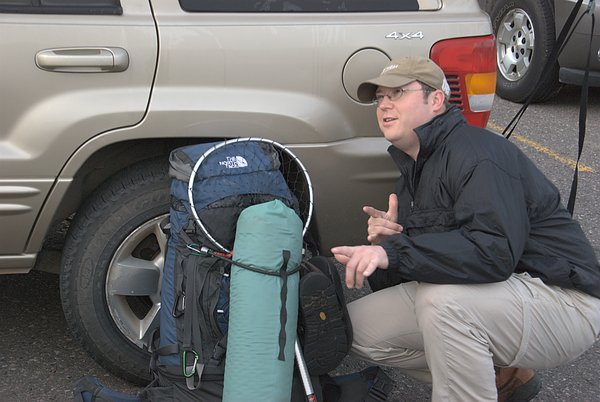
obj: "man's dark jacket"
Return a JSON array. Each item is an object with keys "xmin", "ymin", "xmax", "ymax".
[{"xmin": 370, "ymin": 107, "xmax": 600, "ymax": 299}]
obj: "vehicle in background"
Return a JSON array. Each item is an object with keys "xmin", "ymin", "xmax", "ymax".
[
  {"xmin": 0, "ymin": 0, "xmax": 495, "ymax": 384},
  {"xmin": 479, "ymin": 0, "xmax": 600, "ymax": 103}
]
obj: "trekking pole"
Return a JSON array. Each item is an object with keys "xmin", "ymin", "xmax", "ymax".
[{"xmin": 295, "ymin": 339, "xmax": 317, "ymax": 402}]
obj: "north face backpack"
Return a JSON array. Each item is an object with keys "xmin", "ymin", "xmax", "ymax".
[
  {"xmin": 73, "ymin": 140, "xmax": 391, "ymax": 402},
  {"xmin": 141, "ymin": 140, "xmax": 301, "ymax": 401}
]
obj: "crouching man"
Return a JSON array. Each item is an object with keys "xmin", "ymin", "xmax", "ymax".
[{"xmin": 332, "ymin": 56, "xmax": 600, "ymax": 401}]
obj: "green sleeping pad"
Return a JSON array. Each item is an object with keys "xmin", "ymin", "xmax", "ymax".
[{"xmin": 223, "ymin": 200, "xmax": 303, "ymax": 402}]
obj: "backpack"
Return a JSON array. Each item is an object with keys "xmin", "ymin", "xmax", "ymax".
[
  {"xmin": 143, "ymin": 140, "xmax": 301, "ymax": 401},
  {"xmin": 73, "ymin": 139, "xmax": 393, "ymax": 401}
]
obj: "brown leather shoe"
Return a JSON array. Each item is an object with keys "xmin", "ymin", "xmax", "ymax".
[{"xmin": 495, "ymin": 367, "xmax": 542, "ymax": 402}]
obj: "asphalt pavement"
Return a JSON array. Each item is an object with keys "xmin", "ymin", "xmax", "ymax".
[{"xmin": 1, "ymin": 85, "xmax": 600, "ymax": 401}]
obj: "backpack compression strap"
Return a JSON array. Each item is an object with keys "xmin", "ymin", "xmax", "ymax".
[{"xmin": 182, "ymin": 252, "xmax": 208, "ymax": 390}]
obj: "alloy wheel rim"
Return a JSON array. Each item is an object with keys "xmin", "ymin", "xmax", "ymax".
[
  {"xmin": 496, "ymin": 8, "xmax": 535, "ymax": 82},
  {"xmin": 105, "ymin": 214, "xmax": 168, "ymax": 349}
]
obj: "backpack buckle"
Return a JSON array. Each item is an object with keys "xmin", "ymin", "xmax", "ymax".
[{"xmin": 172, "ymin": 293, "xmax": 185, "ymax": 318}]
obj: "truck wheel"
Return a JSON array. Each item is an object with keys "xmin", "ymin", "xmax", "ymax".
[
  {"xmin": 60, "ymin": 158, "xmax": 170, "ymax": 384},
  {"xmin": 491, "ymin": 0, "xmax": 562, "ymax": 103}
]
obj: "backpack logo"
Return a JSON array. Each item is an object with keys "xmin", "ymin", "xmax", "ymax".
[{"xmin": 219, "ymin": 156, "xmax": 248, "ymax": 168}]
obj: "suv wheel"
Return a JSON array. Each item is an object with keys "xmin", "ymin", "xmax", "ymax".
[
  {"xmin": 60, "ymin": 158, "xmax": 170, "ymax": 384},
  {"xmin": 491, "ymin": 0, "xmax": 562, "ymax": 103}
]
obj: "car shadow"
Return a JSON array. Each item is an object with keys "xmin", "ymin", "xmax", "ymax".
[{"xmin": 546, "ymin": 84, "xmax": 600, "ymax": 105}]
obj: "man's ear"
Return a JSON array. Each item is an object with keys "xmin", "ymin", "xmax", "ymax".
[{"xmin": 431, "ymin": 90, "xmax": 446, "ymax": 112}]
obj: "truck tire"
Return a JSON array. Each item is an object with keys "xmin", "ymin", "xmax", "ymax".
[
  {"xmin": 60, "ymin": 158, "xmax": 170, "ymax": 384},
  {"xmin": 491, "ymin": 0, "xmax": 562, "ymax": 103}
]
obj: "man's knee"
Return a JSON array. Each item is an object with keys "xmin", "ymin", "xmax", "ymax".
[
  {"xmin": 414, "ymin": 283, "xmax": 480, "ymax": 329},
  {"xmin": 415, "ymin": 283, "xmax": 461, "ymax": 314}
]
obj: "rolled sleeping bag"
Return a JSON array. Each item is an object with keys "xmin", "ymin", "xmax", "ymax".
[{"xmin": 223, "ymin": 199, "xmax": 303, "ymax": 402}]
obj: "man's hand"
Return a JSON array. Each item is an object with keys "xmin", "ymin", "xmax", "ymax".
[
  {"xmin": 363, "ymin": 193, "xmax": 403, "ymax": 244},
  {"xmin": 331, "ymin": 245, "xmax": 389, "ymax": 289}
]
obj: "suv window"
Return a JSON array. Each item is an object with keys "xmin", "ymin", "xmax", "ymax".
[
  {"xmin": 0, "ymin": 0, "xmax": 122, "ymax": 15},
  {"xmin": 179, "ymin": 0, "xmax": 440, "ymax": 13}
]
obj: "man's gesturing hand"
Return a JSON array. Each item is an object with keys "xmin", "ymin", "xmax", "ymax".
[
  {"xmin": 363, "ymin": 193, "xmax": 403, "ymax": 244},
  {"xmin": 331, "ymin": 245, "xmax": 389, "ymax": 289}
]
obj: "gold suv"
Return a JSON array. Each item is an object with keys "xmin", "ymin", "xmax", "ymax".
[{"xmin": 0, "ymin": 0, "xmax": 495, "ymax": 383}]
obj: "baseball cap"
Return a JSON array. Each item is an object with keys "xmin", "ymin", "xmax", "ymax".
[{"xmin": 357, "ymin": 56, "xmax": 451, "ymax": 102}]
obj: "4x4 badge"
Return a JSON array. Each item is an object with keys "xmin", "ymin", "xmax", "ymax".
[{"xmin": 386, "ymin": 31, "xmax": 424, "ymax": 40}]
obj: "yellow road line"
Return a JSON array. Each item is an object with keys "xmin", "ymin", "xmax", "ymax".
[{"xmin": 487, "ymin": 121, "xmax": 594, "ymax": 173}]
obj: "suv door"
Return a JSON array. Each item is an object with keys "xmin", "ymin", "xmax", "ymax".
[{"xmin": 0, "ymin": 0, "xmax": 156, "ymax": 268}]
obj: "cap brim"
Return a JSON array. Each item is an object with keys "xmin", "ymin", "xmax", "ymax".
[{"xmin": 356, "ymin": 75, "xmax": 414, "ymax": 102}]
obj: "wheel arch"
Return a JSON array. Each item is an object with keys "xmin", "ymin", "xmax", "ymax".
[
  {"xmin": 28, "ymin": 136, "xmax": 322, "ymax": 257},
  {"xmin": 28, "ymin": 138, "xmax": 203, "ymax": 257}
]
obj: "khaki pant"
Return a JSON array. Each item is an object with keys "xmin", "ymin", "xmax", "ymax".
[{"xmin": 348, "ymin": 273, "xmax": 600, "ymax": 401}]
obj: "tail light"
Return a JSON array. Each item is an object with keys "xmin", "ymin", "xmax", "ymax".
[{"xmin": 431, "ymin": 35, "xmax": 496, "ymax": 128}]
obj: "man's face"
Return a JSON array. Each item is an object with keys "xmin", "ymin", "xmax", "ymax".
[{"xmin": 374, "ymin": 81, "xmax": 438, "ymax": 154}]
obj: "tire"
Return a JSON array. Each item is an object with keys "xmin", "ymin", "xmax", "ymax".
[
  {"xmin": 60, "ymin": 158, "xmax": 170, "ymax": 384},
  {"xmin": 491, "ymin": 0, "xmax": 562, "ymax": 103}
]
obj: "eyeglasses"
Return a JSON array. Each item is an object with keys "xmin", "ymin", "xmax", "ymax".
[{"xmin": 373, "ymin": 87, "xmax": 425, "ymax": 104}]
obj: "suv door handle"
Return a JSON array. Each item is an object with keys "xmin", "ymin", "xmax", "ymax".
[{"xmin": 35, "ymin": 47, "xmax": 129, "ymax": 73}]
